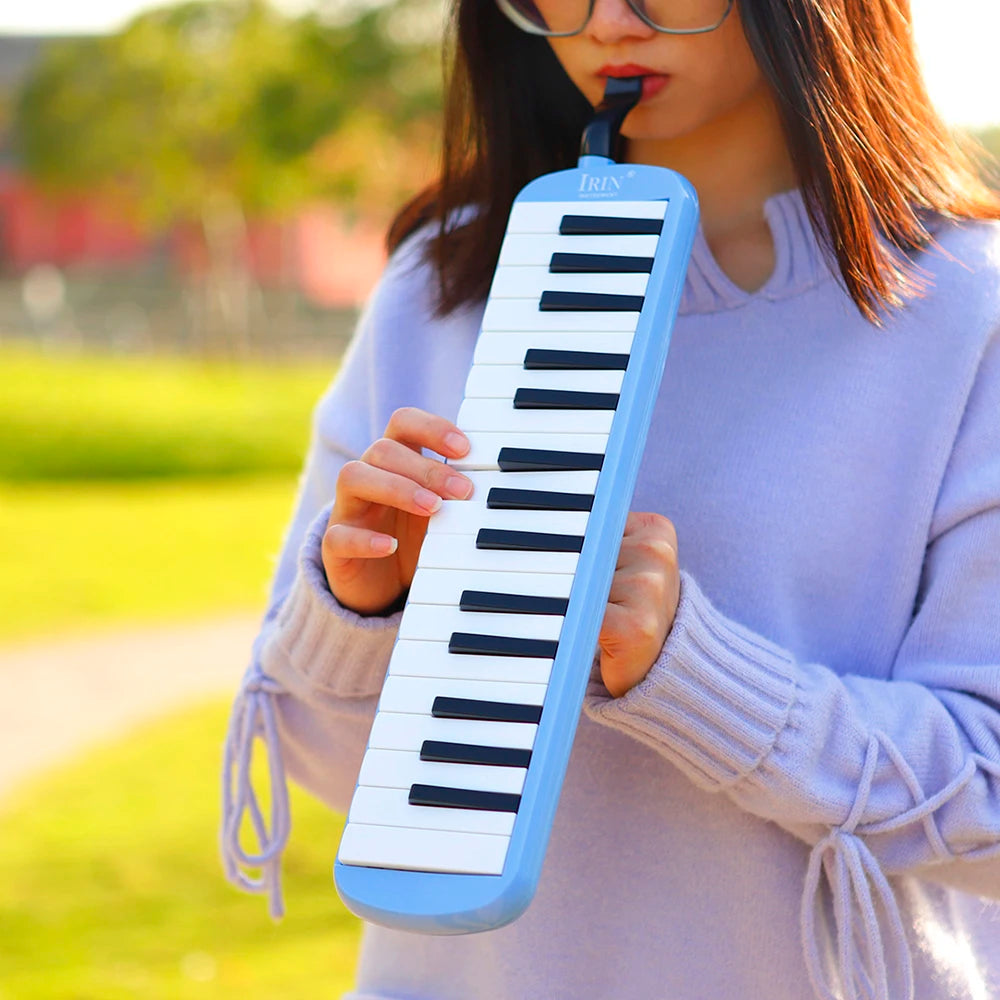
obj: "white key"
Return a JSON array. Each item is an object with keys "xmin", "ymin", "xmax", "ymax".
[
  {"xmin": 418, "ymin": 533, "xmax": 580, "ymax": 574},
  {"xmin": 453, "ymin": 431, "xmax": 607, "ymax": 472},
  {"xmin": 367, "ymin": 711, "xmax": 537, "ymax": 753},
  {"xmin": 489, "ymin": 265, "xmax": 648, "ymax": 299},
  {"xmin": 457, "ymin": 469, "xmax": 600, "ymax": 497},
  {"xmin": 399, "ymin": 604, "xmax": 563, "ymax": 644},
  {"xmin": 389, "ymin": 639, "xmax": 552, "ymax": 688},
  {"xmin": 378, "ymin": 675, "xmax": 548, "ymax": 714},
  {"xmin": 464, "ymin": 365, "xmax": 624, "ymax": 399},
  {"xmin": 347, "ymin": 786, "xmax": 516, "ymax": 837},
  {"xmin": 482, "ymin": 299, "xmax": 639, "ymax": 333},
  {"xmin": 408, "ymin": 568, "xmax": 573, "ymax": 606},
  {"xmin": 359, "ymin": 749, "xmax": 527, "ymax": 795},
  {"xmin": 472, "ymin": 331, "xmax": 634, "ymax": 366},
  {"xmin": 339, "ymin": 821, "xmax": 509, "ymax": 875},
  {"xmin": 427, "ymin": 495, "xmax": 590, "ymax": 536},
  {"xmin": 458, "ymin": 397, "xmax": 614, "ymax": 436},
  {"xmin": 388, "ymin": 640, "xmax": 554, "ymax": 685},
  {"xmin": 498, "ymin": 234, "xmax": 659, "ymax": 266},
  {"xmin": 506, "ymin": 200, "xmax": 667, "ymax": 233}
]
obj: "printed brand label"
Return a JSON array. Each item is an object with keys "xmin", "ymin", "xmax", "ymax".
[{"xmin": 576, "ymin": 169, "xmax": 638, "ymax": 198}]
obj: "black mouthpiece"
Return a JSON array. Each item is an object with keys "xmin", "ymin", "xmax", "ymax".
[{"xmin": 580, "ymin": 76, "xmax": 643, "ymax": 162}]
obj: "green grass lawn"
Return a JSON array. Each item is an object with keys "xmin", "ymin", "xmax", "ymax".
[
  {"xmin": 0, "ymin": 475, "xmax": 301, "ymax": 640},
  {"xmin": 0, "ymin": 344, "xmax": 339, "ymax": 640},
  {"xmin": 0, "ymin": 701, "xmax": 362, "ymax": 999},
  {"xmin": 0, "ymin": 345, "xmax": 334, "ymax": 481},
  {"xmin": 0, "ymin": 347, "xmax": 363, "ymax": 993}
]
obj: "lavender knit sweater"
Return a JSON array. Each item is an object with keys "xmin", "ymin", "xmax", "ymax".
[{"xmin": 222, "ymin": 190, "xmax": 1000, "ymax": 1000}]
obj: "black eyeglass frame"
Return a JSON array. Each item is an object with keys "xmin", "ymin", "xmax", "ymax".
[{"xmin": 494, "ymin": 0, "xmax": 734, "ymax": 36}]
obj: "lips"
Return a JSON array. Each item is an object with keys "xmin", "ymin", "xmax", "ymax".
[
  {"xmin": 597, "ymin": 64, "xmax": 669, "ymax": 101},
  {"xmin": 597, "ymin": 63, "xmax": 662, "ymax": 78}
]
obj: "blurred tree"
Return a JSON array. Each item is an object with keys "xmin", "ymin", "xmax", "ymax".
[
  {"xmin": 12, "ymin": 0, "xmax": 442, "ymax": 352},
  {"xmin": 973, "ymin": 127, "xmax": 1000, "ymax": 179}
]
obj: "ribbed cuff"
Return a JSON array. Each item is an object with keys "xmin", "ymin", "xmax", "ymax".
[
  {"xmin": 261, "ymin": 505, "xmax": 402, "ymax": 699},
  {"xmin": 585, "ymin": 572, "xmax": 799, "ymax": 792}
]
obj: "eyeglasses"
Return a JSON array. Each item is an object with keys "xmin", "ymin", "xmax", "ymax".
[{"xmin": 495, "ymin": 0, "xmax": 733, "ymax": 36}]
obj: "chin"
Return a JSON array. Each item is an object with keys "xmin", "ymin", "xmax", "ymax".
[{"xmin": 622, "ymin": 106, "xmax": 701, "ymax": 144}]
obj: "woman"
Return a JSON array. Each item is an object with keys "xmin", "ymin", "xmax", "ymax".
[{"xmin": 222, "ymin": 1, "xmax": 1000, "ymax": 997}]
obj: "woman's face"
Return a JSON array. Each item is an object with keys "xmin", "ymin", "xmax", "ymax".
[{"xmin": 546, "ymin": 0, "xmax": 771, "ymax": 146}]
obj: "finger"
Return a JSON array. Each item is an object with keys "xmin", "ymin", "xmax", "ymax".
[
  {"xmin": 336, "ymin": 459, "xmax": 449, "ymax": 521},
  {"xmin": 359, "ymin": 438, "xmax": 474, "ymax": 501},
  {"xmin": 599, "ymin": 599, "xmax": 663, "ymax": 654},
  {"xmin": 323, "ymin": 522, "xmax": 399, "ymax": 562},
  {"xmin": 607, "ymin": 565, "xmax": 669, "ymax": 608},
  {"xmin": 623, "ymin": 510, "xmax": 678, "ymax": 550},
  {"xmin": 599, "ymin": 602, "xmax": 649, "ymax": 665},
  {"xmin": 615, "ymin": 531, "xmax": 678, "ymax": 572},
  {"xmin": 599, "ymin": 600, "xmax": 631, "ymax": 643},
  {"xmin": 384, "ymin": 406, "xmax": 470, "ymax": 459}
]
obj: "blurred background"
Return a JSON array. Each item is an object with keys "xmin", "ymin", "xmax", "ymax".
[{"xmin": 0, "ymin": 1, "xmax": 997, "ymax": 996}]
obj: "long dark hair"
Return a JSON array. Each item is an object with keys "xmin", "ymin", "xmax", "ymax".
[{"xmin": 387, "ymin": 0, "xmax": 1000, "ymax": 322}]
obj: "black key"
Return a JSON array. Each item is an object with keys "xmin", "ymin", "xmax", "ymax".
[
  {"xmin": 460, "ymin": 590, "xmax": 569, "ymax": 616},
  {"xmin": 498, "ymin": 447, "xmax": 603, "ymax": 472},
  {"xmin": 432, "ymin": 695, "xmax": 543, "ymax": 724},
  {"xmin": 514, "ymin": 387, "xmax": 619, "ymax": 410},
  {"xmin": 477, "ymin": 527, "xmax": 583, "ymax": 553},
  {"xmin": 420, "ymin": 740, "xmax": 532, "ymax": 768},
  {"xmin": 448, "ymin": 633, "xmax": 558, "ymax": 659},
  {"xmin": 559, "ymin": 214, "xmax": 663, "ymax": 236},
  {"xmin": 487, "ymin": 487, "xmax": 593, "ymax": 512},
  {"xmin": 550, "ymin": 252, "xmax": 653, "ymax": 274},
  {"xmin": 540, "ymin": 290, "xmax": 644, "ymax": 312},
  {"xmin": 409, "ymin": 784, "xmax": 521, "ymax": 813},
  {"xmin": 524, "ymin": 349, "xmax": 629, "ymax": 371}
]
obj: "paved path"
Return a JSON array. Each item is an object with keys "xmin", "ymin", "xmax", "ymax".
[{"xmin": 0, "ymin": 614, "xmax": 260, "ymax": 801}]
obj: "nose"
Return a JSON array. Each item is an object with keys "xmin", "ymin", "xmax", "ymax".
[{"xmin": 584, "ymin": 0, "xmax": 657, "ymax": 43}]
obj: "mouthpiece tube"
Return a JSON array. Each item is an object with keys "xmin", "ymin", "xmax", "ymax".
[{"xmin": 579, "ymin": 76, "xmax": 643, "ymax": 162}]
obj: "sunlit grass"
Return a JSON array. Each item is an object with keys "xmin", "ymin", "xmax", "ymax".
[
  {"xmin": 0, "ymin": 475, "xmax": 304, "ymax": 640},
  {"xmin": 0, "ymin": 345, "xmax": 334, "ymax": 480},
  {"xmin": 0, "ymin": 343, "xmax": 341, "ymax": 640},
  {"xmin": 0, "ymin": 348, "xmax": 363, "ymax": 992},
  {"xmin": 0, "ymin": 700, "xmax": 362, "ymax": 998}
]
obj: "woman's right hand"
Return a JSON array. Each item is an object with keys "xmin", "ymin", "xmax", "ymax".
[{"xmin": 322, "ymin": 407, "xmax": 474, "ymax": 616}]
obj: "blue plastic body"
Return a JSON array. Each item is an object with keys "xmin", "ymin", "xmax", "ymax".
[{"xmin": 335, "ymin": 154, "xmax": 698, "ymax": 934}]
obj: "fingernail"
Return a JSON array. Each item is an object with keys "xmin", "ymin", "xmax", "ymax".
[
  {"xmin": 371, "ymin": 535, "xmax": 398, "ymax": 554},
  {"xmin": 415, "ymin": 488, "xmax": 441, "ymax": 513},
  {"xmin": 446, "ymin": 475, "xmax": 473, "ymax": 500},
  {"xmin": 445, "ymin": 431, "xmax": 469, "ymax": 456}
]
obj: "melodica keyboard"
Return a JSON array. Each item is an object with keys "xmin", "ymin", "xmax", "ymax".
[{"xmin": 335, "ymin": 78, "xmax": 698, "ymax": 934}]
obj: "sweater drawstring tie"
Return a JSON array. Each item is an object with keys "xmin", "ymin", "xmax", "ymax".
[
  {"xmin": 799, "ymin": 730, "xmax": 1000, "ymax": 1000},
  {"xmin": 220, "ymin": 668, "xmax": 290, "ymax": 920},
  {"xmin": 802, "ymin": 826, "xmax": 910, "ymax": 1000},
  {"xmin": 800, "ymin": 734, "xmax": 912, "ymax": 1000}
]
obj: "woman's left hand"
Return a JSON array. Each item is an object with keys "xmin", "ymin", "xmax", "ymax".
[{"xmin": 598, "ymin": 511, "xmax": 681, "ymax": 698}]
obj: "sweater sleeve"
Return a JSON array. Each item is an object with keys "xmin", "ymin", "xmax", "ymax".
[
  {"xmin": 584, "ymin": 326, "xmax": 1000, "ymax": 1000},
  {"xmin": 219, "ymin": 231, "xmax": 440, "ymax": 918}
]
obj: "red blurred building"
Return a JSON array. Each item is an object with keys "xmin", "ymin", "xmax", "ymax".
[
  {"xmin": 0, "ymin": 35, "xmax": 387, "ymax": 309},
  {"xmin": 0, "ymin": 167, "xmax": 150, "ymax": 269}
]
